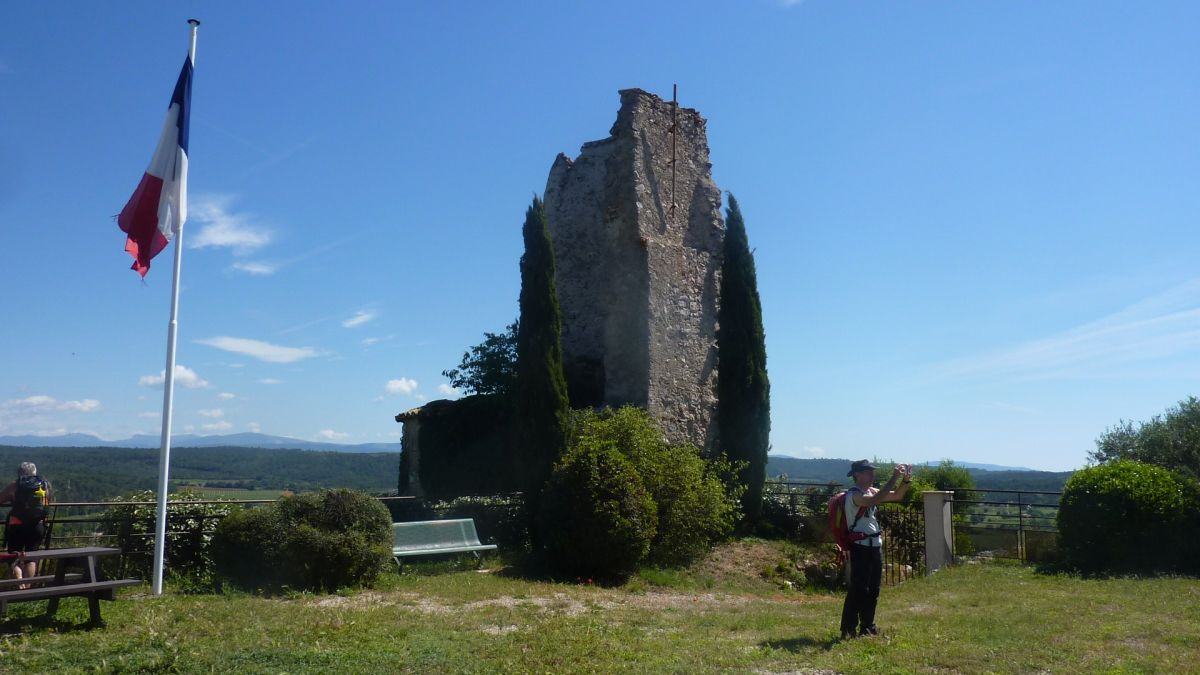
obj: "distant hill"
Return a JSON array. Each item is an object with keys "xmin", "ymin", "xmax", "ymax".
[
  {"xmin": 0, "ymin": 445, "xmax": 400, "ymax": 502},
  {"xmin": 766, "ymin": 455, "xmax": 1073, "ymax": 493},
  {"xmin": 0, "ymin": 432, "xmax": 400, "ymax": 453}
]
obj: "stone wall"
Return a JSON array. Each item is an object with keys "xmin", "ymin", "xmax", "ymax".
[{"xmin": 543, "ymin": 88, "xmax": 724, "ymax": 451}]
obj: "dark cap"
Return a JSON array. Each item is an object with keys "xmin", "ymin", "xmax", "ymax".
[{"xmin": 847, "ymin": 459, "xmax": 878, "ymax": 477}]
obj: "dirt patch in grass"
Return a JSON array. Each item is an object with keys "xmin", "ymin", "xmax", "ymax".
[
  {"xmin": 398, "ymin": 590, "xmax": 759, "ymax": 616},
  {"xmin": 689, "ymin": 539, "xmax": 792, "ymax": 589},
  {"xmin": 481, "ymin": 624, "xmax": 520, "ymax": 635},
  {"xmin": 306, "ymin": 585, "xmax": 826, "ymax": 618},
  {"xmin": 313, "ymin": 592, "xmax": 387, "ymax": 609}
]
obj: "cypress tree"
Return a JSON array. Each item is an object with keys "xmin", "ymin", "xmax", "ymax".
[
  {"xmin": 717, "ymin": 194, "xmax": 771, "ymax": 522},
  {"xmin": 513, "ymin": 196, "xmax": 570, "ymax": 501}
]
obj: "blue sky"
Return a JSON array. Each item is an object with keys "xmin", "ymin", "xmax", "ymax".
[{"xmin": 1, "ymin": 2, "xmax": 1197, "ymax": 471}]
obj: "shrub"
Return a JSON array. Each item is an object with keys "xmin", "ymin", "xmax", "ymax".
[
  {"xmin": 539, "ymin": 444, "xmax": 656, "ymax": 579},
  {"xmin": 1058, "ymin": 460, "xmax": 1199, "ymax": 575},
  {"xmin": 212, "ymin": 489, "xmax": 391, "ymax": 592},
  {"xmin": 101, "ymin": 490, "xmax": 235, "ymax": 583},
  {"xmin": 568, "ymin": 407, "xmax": 742, "ymax": 566},
  {"xmin": 209, "ymin": 505, "xmax": 284, "ymax": 591}
]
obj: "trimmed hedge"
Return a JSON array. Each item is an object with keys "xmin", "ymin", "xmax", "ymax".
[
  {"xmin": 1058, "ymin": 460, "xmax": 1200, "ymax": 575},
  {"xmin": 212, "ymin": 489, "xmax": 391, "ymax": 592},
  {"xmin": 408, "ymin": 394, "xmax": 518, "ymax": 497}
]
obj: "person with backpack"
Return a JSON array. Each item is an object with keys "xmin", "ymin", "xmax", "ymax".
[
  {"xmin": 0, "ymin": 462, "xmax": 52, "ymax": 584},
  {"xmin": 834, "ymin": 459, "xmax": 912, "ymax": 640}
]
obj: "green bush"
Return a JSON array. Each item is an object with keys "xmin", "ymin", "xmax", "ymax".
[
  {"xmin": 539, "ymin": 443, "xmax": 656, "ymax": 579},
  {"xmin": 101, "ymin": 490, "xmax": 235, "ymax": 583},
  {"xmin": 1058, "ymin": 460, "xmax": 1199, "ymax": 575},
  {"xmin": 568, "ymin": 407, "xmax": 742, "ymax": 567},
  {"xmin": 212, "ymin": 489, "xmax": 391, "ymax": 592}
]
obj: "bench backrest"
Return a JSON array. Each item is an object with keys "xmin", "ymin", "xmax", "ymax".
[{"xmin": 392, "ymin": 518, "xmax": 485, "ymax": 552}]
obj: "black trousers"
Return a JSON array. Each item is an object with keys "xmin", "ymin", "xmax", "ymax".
[{"xmin": 840, "ymin": 544, "xmax": 882, "ymax": 635}]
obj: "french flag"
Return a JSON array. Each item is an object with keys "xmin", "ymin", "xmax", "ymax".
[{"xmin": 118, "ymin": 54, "xmax": 193, "ymax": 278}]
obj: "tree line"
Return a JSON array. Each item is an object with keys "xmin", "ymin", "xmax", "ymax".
[{"xmin": 0, "ymin": 446, "xmax": 399, "ymax": 502}]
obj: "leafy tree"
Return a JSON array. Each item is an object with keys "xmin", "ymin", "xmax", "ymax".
[
  {"xmin": 441, "ymin": 322, "xmax": 518, "ymax": 396},
  {"xmin": 1092, "ymin": 396, "xmax": 1200, "ymax": 481},
  {"xmin": 716, "ymin": 194, "xmax": 771, "ymax": 521},
  {"xmin": 513, "ymin": 196, "xmax": 570, "ymax": 499},
  {"xmin": 914, "ymin": 460, "xmax": 980, "ymax": 555},
  {"xmin": 916, "ymin": 460, "xmax": 978, "ymax": 498}
]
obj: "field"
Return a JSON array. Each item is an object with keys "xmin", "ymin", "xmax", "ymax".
[{"xmin": 0, "ymin": 541, "xmax": 1196, "ymax": 673}]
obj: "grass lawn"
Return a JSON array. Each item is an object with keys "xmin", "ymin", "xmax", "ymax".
[{"xmin": 0, "ymin": 542, "xmax": 1196, "ymax": 673}]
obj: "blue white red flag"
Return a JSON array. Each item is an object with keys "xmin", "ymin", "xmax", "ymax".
[{"xmin": 118, "ymin": 55, "xmax": 193, "ymax": 277}]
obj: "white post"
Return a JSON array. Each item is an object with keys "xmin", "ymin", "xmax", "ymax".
[
  {"xmin": 923, "ymin": 490, "xmax": 954, "ymax": 574},
  {"xmin": 151, "ymin": 18, "xmax": 199, "ymax": 597}
]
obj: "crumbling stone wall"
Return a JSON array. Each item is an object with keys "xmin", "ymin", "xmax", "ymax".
[{"xmin": 543, "ymin": 88, "xmax": 724, "ymax": 451}]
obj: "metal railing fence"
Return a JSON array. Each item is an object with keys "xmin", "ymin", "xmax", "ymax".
[{"xmin": 951, "ymin": 487, "xmax": 1061, "ymax": 563}]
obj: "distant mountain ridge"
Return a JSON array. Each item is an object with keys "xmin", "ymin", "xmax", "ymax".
[
  {"xmin": 0, "ymin": 432, "xmax": 399, "ymax": 453},
  {"xmin": 766, "ymin": 455, "xmax": 1073, "ymax": 492}
]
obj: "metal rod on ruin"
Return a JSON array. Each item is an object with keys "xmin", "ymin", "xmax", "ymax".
[{"xmin": 670, "ymin": 83, "xmax": 678, "ymax": 217}]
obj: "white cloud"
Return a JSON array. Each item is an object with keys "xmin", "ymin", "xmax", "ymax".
[
  {"xmin": 361, "ymin": 334, "xmax": 395, "ymax": 347},
  {"xmin": 217, "ymin": 392, "xmax": 236, "ymax": 400},
  {"xmin": 0, "ymin": 395, "xmax": 105, "ymax": 438},
  {"xmin": 61, "ymin": 399, "xmax": 101, "ymax": 412},
  {"xmin": 2, "ymin": 395, "xmax": 102, "ymax": 413},
  {"xmin": 937, "ymin": 278, "xmax": 1200, "ymax": 381},
  {"xmin": 317, "ymin": 429, "xmax": 350, "ymax": 441},
  {"xmin": 385, "ymin": 378, "xmax": 418, "ymax": 396},
  {"xmin": 138, "ymin": 411, "xmax": 159, "ymax": 419},
  {"xmin": 138, "ymin": 365, "xmax": 210, "ymax": 389},
  {"xmin": 437, "ymin": 383, "xmax": 460, "ymax": 397},
  {"xmin": 188, "ymin": 195, "xmax": 271, "ymax": 252},
  {"xmin": 246, "ymin": 422, "xmax": 261, "ymax": 433},
  {"xmin": 772, "ymin": 446, "xmax": 828, "ymax": 459},
  {"xmin": 196, "ymin": 336, "xmax": 318, "ymax": 363},
  {"xmin": 184, "ymin": 424, "xmax": 196, "ymax": 433},
  {"xmin": 258, "ymin": 378, "xmax": 283, "ymax": 385},
  {"xmin": 342, "ymin": 311, "xmax": 377, "ymax": 328},
  {"xmin": 231, "ymin": 261, "xmax": 277, "ymax": 275},
  {"xmin": 202, "ymin": 421, "xmax": 232, "ymax": 432},
  {"xmin": 198, "ymin": 409, "xmax": 224, "ymax": 418}
]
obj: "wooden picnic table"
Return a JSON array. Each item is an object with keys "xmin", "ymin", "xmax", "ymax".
[{"xmin": 0, "ymin": 546, "xmax": 141, "ymax": 626}]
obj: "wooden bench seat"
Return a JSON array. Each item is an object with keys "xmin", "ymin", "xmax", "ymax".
[
  {"xmin": 0, "ymin": 579, "xmax": 141, "ymax": 607},
  {"xmin": 0, "ymin": 573, "xmax": 83, "ymax": 591},
  {"xmin": 392, "ymin": 518, "xmax": 498, "ymax": 567}
]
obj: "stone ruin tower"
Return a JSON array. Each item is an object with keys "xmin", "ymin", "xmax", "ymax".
[{"xmin": 543, "ymin": 88, "xmax": 725, "ymax": 451}]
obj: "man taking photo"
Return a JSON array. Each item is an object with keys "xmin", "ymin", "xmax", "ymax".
[{"xmin": 840, "ymin": 459, "xmax": 913, "ymax": 639}]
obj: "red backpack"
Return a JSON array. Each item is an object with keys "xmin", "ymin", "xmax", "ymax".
[{"xmin": 827, "ymin": 489, "xmax": 871, "ymax": 563}]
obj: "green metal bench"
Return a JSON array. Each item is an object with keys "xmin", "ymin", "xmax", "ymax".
[{"xmin": 391, "ymin": 518, "xmax": 497, "ymax": 568}]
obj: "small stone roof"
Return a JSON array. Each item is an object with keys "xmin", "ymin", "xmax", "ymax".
[{"xmin": 394, "ymin": 406, "xmax": 425, "ymax": 423}]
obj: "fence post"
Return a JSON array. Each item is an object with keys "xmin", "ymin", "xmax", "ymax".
[{"xmin": 923, "ymin": 490, "xmax": 954, "ymax": 573}]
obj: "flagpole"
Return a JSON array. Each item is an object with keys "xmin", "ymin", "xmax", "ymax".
[{"xmin": 151, "ymin": 18, "xmax": 200, "ymax": 597}]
